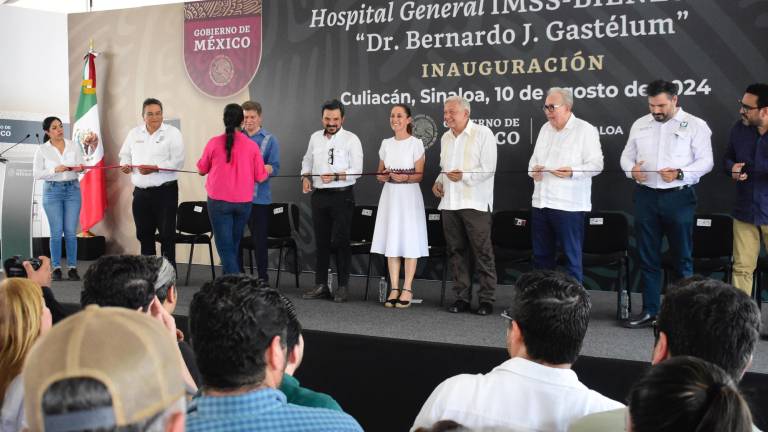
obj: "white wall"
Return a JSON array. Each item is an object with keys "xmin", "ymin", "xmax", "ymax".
[{"xmin": 0, "ymin": 5, "xmax": 69, "ymax": 117}]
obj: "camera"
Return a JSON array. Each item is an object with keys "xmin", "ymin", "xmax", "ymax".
[{"xmin": 3, "ymin": 256, "xmax": 41, "ymax": 278}]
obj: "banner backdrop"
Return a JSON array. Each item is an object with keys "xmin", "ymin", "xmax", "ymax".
[
  {"xmin": 240, "ymin": 0, "xmax": 767, "ymax": 289},
  {"xmin": 66, "ymin": 1, "xmax": 767, "ymax": 290}
]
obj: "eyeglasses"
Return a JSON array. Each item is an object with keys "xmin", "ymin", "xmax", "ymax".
[
  {"xmin": 738, "ymin": 100, "xmax": 760, "ymax": 112},
  {"xmin": 652, "ymin": 320, "xmax": 660, "ymax": 340},
  {"xmin": 542, "ymin": 104, "xmax": 563, "ymax": 112},
  {"xmin": 327, "ymin": 148, "xmax": 334, "ymax": 165}
]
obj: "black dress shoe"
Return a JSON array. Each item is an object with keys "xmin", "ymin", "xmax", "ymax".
[
  {"xmin": 67, "ymin": 268, "xmax": 80, "ymax": 281},
  {"xmin": 624, "ymin": 312, "xmax": 656, "ymax": 329},
  {"xmin": 51, "ymin": 268, "xmax": 62, "ymax": 281},
  {"xmin": 475, "ymin": 302, "xmax": 494, "ymax": 316},
  {"xmin": 447, "ymin": 300, "xmax": 470, "ymax": 313},
  {"xmin": 302, "ymin": 284, "xmax": 331, "ymax": 300},
  {"xmin": 333, "ymin": 285, "xmax": 348, "ymax": 303}
]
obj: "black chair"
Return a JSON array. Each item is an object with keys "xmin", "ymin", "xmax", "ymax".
[
  {"xmin": 424, "ymin": 208, "xmax": 449, "ymax": 306},
  {"xmin": 492, "ymin": 210, "xmax": 533, "ymax": 283},
  {"xmin": 663, "ymin": 214, "xmax": 733, "ymax": 287},
  {"xmin": 582, "ymin": 211, "xmax": 631, "ymax": 320},
  {"xmin": 173, "ymin": 201, "xmax": 216, "ymax": 286},
  {"xmin": 242, "ymin": 202, "xmax": 300, "ymax": 289},
  {"xmin": 350, "ymin": 205, "xmax": 378, "ymax": 300}
]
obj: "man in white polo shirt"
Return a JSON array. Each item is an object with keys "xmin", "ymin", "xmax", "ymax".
[
  {"xmin": 412, "ymin": 270, "xmax": 623, "ymax": 431},
  {"xmin": 433, "ymin": 95, "xmax": 498, "ymax": 316},
  {"xmin": 119, "ymin": 98, "xmax": 185, "ymax": 266},
  {"xmin": 529, "ymin": 87, "xmax": 604, "ymax": 282}
]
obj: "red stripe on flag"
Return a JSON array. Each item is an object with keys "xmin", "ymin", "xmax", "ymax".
[
  {"xmin": 80, "ymin": 159, "xmax": 107, "ymax": 231},
  {"xmin": 87, "ymin": 53, "xmax": 96, "ymax": 87}
]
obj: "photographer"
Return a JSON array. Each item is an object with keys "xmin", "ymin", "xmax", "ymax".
[{"xmin": 4, "ymin": 255, "xmax": 70, "ymax": 324}]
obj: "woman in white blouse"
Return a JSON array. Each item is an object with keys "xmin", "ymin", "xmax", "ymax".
[
  {"xmin": 0, "ymin": 278, "xmax": 52, "ymax": 432},
  {"xmin": 33, "ymin": 117, "xmax": 86, "ymax": 281}
]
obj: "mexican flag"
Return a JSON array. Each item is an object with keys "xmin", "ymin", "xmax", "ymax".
[{"xmin": 72, "ymin": 45, "xmax": 106, "ymax": 233}]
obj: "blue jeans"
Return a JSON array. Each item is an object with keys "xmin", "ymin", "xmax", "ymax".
[
  {"xmin": 208, "ymin": 198, "xmax": 252, "ymax": 275},
  {"xmin": 634, "ymin": 185, "xmax": 696, "ymax": 315},
  {"xmin": 43, "ymin": 180, "xmax": 81, "ymax": 268},
  {"xmin": 532, "ymin": 207, "xmax": 585, "ymax": 282}
]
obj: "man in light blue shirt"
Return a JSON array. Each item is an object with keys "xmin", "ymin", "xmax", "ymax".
[
  {"xmin": 186, "ymin": 275, "xmax": 361, "ymax": 432},
  {"xmin": 242, "ymin": 101, "xmax": 281, "ymax": 284}
]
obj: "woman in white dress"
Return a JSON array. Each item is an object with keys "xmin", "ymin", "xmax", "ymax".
[{"xmin": 371, "ymin": 104, "xmax": 429, "ymax": 308}]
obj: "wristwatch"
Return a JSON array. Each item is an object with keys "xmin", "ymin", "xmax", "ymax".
[
  {"xmin": 676, "ymin": 169, "xmax": 684, "ymax": 181},
  {"xmin": 333, "ymin": 173, "xmax": 339, "ymax": 181}
]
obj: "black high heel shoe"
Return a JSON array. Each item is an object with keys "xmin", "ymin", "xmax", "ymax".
[
  {"xmin": 384, "ymin": 288, "xmax": 401, "ymax": 308},
  {"xmin": 396, "ymin": 288, "xmax": 413, "ymax": 309}
]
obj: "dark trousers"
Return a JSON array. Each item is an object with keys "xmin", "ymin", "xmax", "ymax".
[
  {"xmin": 532, "ymin": 207, "xmax": 586, "ymax": 282},
  {"xmin": 635, "ymin": 185, "xmax": 696, "ymax": 315},
  {"xmin": 248, "ymin": 204, "xmax": 270, "ymax": 281},
  {"xmin": 133, "ymin": 181, "xmax": 178, "ymax": 265},
  {"xmin": 311, "ymin": 188, "xmax": 354, "ymax": 286},
  {"xmin": 442, "ymin": 209, "xmax": 497, "ymax": 304},
  {"xmin": 208, "ymin": 198, "xmax": 252, "ymax": 275}
]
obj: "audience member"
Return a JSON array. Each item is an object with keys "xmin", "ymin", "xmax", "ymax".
[
  {"xmin": 628, "ymin": 356, "xmax": 753, "ymax": 432},
  {"xmin": 569, "ymin": 277, "xmax": 761, "ymax": 431},
  {"xmin": 80, "ymin": 254, "xmax": 199, "ymax": 392},
  {"xmin": 146, "ymin": 255, "xmax": 202, "ymax": 385},
  {"xmin": 412, "ymin": 270, "xmax": 623, "ymax": 431},
  {"xmin": 0, "ymin": 278, "xmax": 52, "ymax": 432},
  {"xmin": 265, "ymin": 291, "xmax": 343, "ymax": 411},
  {"xmin": 187, "ymin": 275, "xmax": 362, "ymax": 431},
  {"xmin": 23, "ymin": 306, "xmax": 186, "ymax": 432}
]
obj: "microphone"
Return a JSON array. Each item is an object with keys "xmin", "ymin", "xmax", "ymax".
[
  {"xmin": 35, "ymin": 133, "xmax": 40, "ymax": 144},
  {"xmin": 0, "ymin": 133, "xmax": 30, "ymax": 163}
]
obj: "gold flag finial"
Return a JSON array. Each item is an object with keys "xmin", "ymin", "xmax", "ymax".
[{"xmin": 89, "ymin": 38, "xmax": 93, "ymax": 52}]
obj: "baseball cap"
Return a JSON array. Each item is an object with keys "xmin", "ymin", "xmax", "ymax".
[{"xmin": 23, "ymin": 305, "xmax": 185, "ymax": 431}]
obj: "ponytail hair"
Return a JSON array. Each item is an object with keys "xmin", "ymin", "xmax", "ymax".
[
  {"xmin": 628, "ymin": 356, "xmax": 752, "ymax": 432},
  {"xmin": 222, "ymin": 103, "xmax": 244, "ymax": 163},
  {"xmin": 393, "ymin": 103, "xmax": 414, "ymax": 135},
  {"xmin": 41, "ymin": 116, "xmax": 62, "ymax": 143}
]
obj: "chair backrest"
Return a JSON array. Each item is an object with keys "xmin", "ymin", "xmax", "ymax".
[
  {"xmin": 268, "ymin": 202, "xmax": 299, "ymax": 238},
  {"xmin": 425, "ymin": 208, "xmax": 445, "ymax": 248},
  {"xmin": 351, "ymin": 205, "xmax": 377, "ymax": 243},
  {"xmin": 492, "ymin": 210, "xmax": 532, "ymax": 250},
  {"xmin": 583, "ymin": 211, "xmax": 629, "ymax": 254},
  {"xmin": 176, "ymin": 201, "xmax": 211, "ymax": 235},
  {"xmin": 692, "ymin": 214, "xmax": 733, "ymax": 259}
]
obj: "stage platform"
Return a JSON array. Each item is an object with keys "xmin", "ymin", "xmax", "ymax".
[{"xmin": 50, "ymin": 261, "xmax": 768, "ymax": 374}]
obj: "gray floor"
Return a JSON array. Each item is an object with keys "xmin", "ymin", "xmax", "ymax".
[{"xmin": 51, "ymin": 262, "xmax": 768, "ymax": 374}]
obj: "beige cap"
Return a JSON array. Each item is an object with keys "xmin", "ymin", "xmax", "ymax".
[{"xmin": 23, "ymin": 305, "xmax": 185, "ymax": 431}]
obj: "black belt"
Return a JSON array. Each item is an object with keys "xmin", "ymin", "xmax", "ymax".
[
  {"xmin": 315, "ymin": 185, "xmax": 353, "ymax": 193},
  {"xmin": 638, "ymin": 184, "xmax": 691, "ymax": 193},
  {"xmin": 137, "ymin": 180, "xmax": 177, "ymax": 190}
]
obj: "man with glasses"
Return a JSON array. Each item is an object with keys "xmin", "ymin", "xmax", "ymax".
[
  {"xmin": 411, "ymin": 270, "xmax": 622, "ymax": 431},
  {"xmin": 620, "ymin": 80, "xmax": 713, "ymax": 329},
  {"xmin": 119, "ymin": 98, "xmax": 185, "ymax": 267},
  {"xmin": 569, "ymin": 277, "xmax": 761, "ymax": 431},
  {"xmin": 528, "ymin": 87, "xmax": 603, "ymax": 282},
  {"xmin": 301, "ymin": 99, "xmax": 363, "ymax": 303},
  {"xmin": 724, "ymin": 83, "xmax": 768, "ymax": 296}
]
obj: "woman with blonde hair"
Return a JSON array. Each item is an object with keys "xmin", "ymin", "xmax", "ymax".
[{"xmin": 0, "ymin": 278, "xmax": 52, "ymax": 432}]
